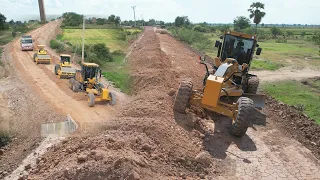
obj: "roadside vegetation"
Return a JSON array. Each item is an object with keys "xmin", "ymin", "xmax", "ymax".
[
  {"xmin": 0, "ymin": 13, "xmax": 41, "ymax": 46},
  {"xmin": 264, "ymin": 79, "xmax": 320, "ymax": 124}
]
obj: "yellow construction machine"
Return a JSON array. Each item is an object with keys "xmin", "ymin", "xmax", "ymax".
[
  {"xmin": 174, "ymin": 31, "xmax": 264, "ymax": 137},
  {"xmin": 54, "ymin": 54, "xmax": 76, "ymax": 79},
  {"xmin": 69, "ymin": 62, "xmax": 116, "ymax": 107},
  {"xmin": 33, "ymin": 45, "xmax": 51, "ymax": 64}
]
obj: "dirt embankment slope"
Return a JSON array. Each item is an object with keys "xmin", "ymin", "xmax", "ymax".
[{"xmin": 12, "ymin": 27, "xmax": 318, "ymax": 179}]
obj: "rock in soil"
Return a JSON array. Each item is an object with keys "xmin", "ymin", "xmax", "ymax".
[
  {"xmin": 77, "ymin": 154, "xmax": 88, "ymax": 163},
  {"xmin": 195, "ymin": 151, "xmax": 212, "ymax": 166}
]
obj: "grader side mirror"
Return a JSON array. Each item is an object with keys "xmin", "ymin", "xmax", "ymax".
[
  {"xmin": 99, "ymin": 70, "xmax": 102, "ymax": 78},
  {"xmin": 214, "ymin": 40, "xmax": 220, "ymax": 48},
  {"xmin": 220, "ymin": 35, "xmax": 223, "ymax": 39},
  {"xmin": 256, "ymin": 48, "xmax": 262, "ymax": 55}
]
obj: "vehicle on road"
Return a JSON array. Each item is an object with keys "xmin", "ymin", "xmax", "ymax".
[
  {"xmin": 54, "ymin": 54, "xmax": 76, "ymax": 79},
  {"xmin": 174, "ymin": 31, "xmax": 264, "ymax": 137},
  {"xmin": 69, "ymin": 62, "xmax": 116, "ymax": 107},
  {"xmin": 33, "ymin": 45, "xmax": 51, "ymax": 64},
  {"xmin": 20, "ymin": 35, "xmax": 34, "ymax": 51}
]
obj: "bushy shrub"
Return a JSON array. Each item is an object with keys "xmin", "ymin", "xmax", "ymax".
[
  {"xmin": 193, "ymin": 25, "xmax": 207, "ymax": 32},
  {"xmin": 50, "ymin": 40, "xmax": 64, "ymax": 52},
  {"xmin": 171, "ymin": 27, "xmax": 212, "ymax": 50}
]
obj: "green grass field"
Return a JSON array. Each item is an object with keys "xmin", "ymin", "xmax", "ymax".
[
  {"xmin": 62, "ymin": 29, "xmax": 126, "ymax": 51},
  {"xmin": 0, "ymin": 30, "xmax": 14, "ymax": 46},
  {"xmin": 61, "ymin": 28, "xmax": 141, "ymax": 52},
  {"xmin": 264, "ymin": 79, "xmax": 320, "ymax": 124},
  {"xmin": 102, "ymin": 53, "xmax": 131, "ymax": 94}
]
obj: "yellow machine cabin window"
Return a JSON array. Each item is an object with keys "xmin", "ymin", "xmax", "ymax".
[{"xmin": 221, "ymin": 35, "xmax": 255, "ymax": 65}]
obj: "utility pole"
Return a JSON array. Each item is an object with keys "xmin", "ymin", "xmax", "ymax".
[
  {"xmin": 131, "ymin": 6, "xmax": 136, "ymax": 27},
  {"xmin": 82, "ymin": 15, "xmax": 85, "ymax": 63},
  {"xmin": 38, "ymin": 0, "xmax": 46, "ymax": 23}
]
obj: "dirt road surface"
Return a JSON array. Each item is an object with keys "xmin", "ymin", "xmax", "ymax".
[
  {"xmin": 252, "ymin": 67, "xmax": 320, "ymax": 83},
  {"xmin": 21, "ymin": 27, "xmax": 319, "ymax": 179}
]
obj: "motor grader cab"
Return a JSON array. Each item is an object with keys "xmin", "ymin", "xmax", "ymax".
[
  {"xmin": 54, "ymin": 54, "xmax": 76, "ymax": 79},
  {"xmin": 69, "ymin": 62, "xmax": 116, "ymax": 107},
  {"xmin": 213, "ymin": 31, "xmax": 262, "ymax": 93},
  {"xmin": 33, "ymin": 45, "xmax": 51, "ymax": 64},
  {"xmin": 173, "ymin": 31, "xmax": 264, "ymax": 137}
]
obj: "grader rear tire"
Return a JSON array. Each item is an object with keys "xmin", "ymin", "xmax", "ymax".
[
  {"xmin": 88, "ymin": 92, "xmax": 95, "ymax": 107},
  {"xmin": 54, "ymin": 64, "xmax": 60, "ymax": 75},
  {"xmin": 109, "ymin": 92, "xmax": 116, "ymax": 105},
  {"xmin": 33, "ymin": 53, "xmax": 37, "ymax": 62},
  {"xmin": 69, "ymin": 78, "xmax": 75, "ymax": 90},
  {"xmin": 173, "ymin": 79, "xmax": 193, "ymax": 113},
  {"xmin": 230, "ymin": 97, "xmax": 254, "ymax": 137},
  {"xmin": 72, "ymin": 81, "xmax": 79, "ymax": 92},
  {"xmin": 247, "ymin": 76, "xmax": 259, "ymax": 94}
]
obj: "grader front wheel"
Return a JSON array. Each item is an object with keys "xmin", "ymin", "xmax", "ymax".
[
  {"xmin": 230, "ymin": 97, "xmax": 254, "ymax": 137},
  {"xmin": 173, "ymin": 79, "xmax": 193, "ymax": 113}
]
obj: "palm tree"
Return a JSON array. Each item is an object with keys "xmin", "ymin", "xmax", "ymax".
[{"xmin": 248, "ymin": 2, "xmax": 266, "ymax": 34}]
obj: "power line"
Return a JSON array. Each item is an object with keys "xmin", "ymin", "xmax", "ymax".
[{"xmin": 131, "ymin": 6, "xmax": 136, "ymax": 27}]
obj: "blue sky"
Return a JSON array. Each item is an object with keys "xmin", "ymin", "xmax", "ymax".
[{"xmin": 0, "ymin": 0, "xmax": 319, "ymax": 24}]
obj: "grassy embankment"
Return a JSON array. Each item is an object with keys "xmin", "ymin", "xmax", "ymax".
[
  {"xmin": 59, "ymin": 28, "xmax": 141, "ymax": 94},
  {"xmin": 263, "ymin": 78, "xmax": 320, "ymax": 124}
]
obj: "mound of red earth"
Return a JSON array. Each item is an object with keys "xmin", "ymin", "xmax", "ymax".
[
  {"xmin": 264, "ymin": 96, "xmax": 320, "ymax": 159},
  {"xmin": 28, "ymin": 29, "xmax": 220, "ymax": 179}
]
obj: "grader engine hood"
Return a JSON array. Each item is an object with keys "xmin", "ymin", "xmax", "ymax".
[{"xmin": 202, "ymin": 75, "xmax": 224, "ymax": 108}]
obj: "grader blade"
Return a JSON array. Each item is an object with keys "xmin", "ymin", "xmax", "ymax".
[{"xmin": 242, "ymin": 93, "xmax": 265, "ymax": 108}]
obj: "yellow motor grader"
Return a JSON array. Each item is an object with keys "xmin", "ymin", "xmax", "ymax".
[
  {"xmin": 174, "ymin": 31, "xmax": 264, "ymax": 136},
  {"xmin": 69, "ymin": 62, "xmax": 116, "ymax": 107},
  {"xmin": 33, "ymin": 45, "xmax": 51, "ymax": 64},
  {"xmin": 54, "ymin": 54, "xmax": 76, "ymax": 79}
]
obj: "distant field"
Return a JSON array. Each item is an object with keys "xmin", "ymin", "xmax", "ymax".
[
  {"xmin": 61, "ymin": 28, "xmax": 141, "ymax": 52},
  {"xmin": 264, "ymin": 78, "xmax": 320, "ymax": 124},
  {"xmin": 203, "ymin": 31, "xmax": 320, "ymax": 70},
  {"xmin": 258, "ymin": 27, "xmax": 318, "ymax": 36}
]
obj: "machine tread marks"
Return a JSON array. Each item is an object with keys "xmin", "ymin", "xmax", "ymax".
[
  {"xmin": 173, "ymin": 79, "xmax": 193, "ymax": 113},
  {"xmin": 109, "ymin": 92, "xmax": 116, "ymax": 105},
  {"xmin": 88, "ymin": 92, "xmax": 95, "ymax": 107},
  {"xmin": 54, "ymin": 64, "xmax": 60, "ymax": 75},
  {"xmin": 230, "ymin": 97, "xmax": 254, "ymax": 137},
  {"xmin": 247, "ymin": 76, "xmax": 259, "ymax": 94}
]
